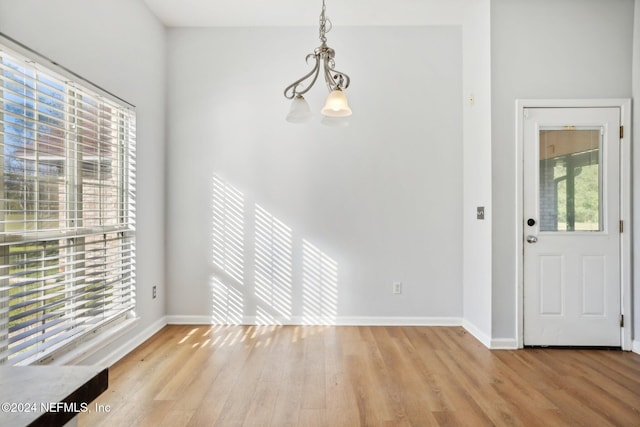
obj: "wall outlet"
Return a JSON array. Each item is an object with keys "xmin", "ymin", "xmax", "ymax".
[
  {"xmin": 152, "ymin": 285, "xmax": 157, "ymax": 299},
  {"xmin": 393, "ymin": 282, "xmax": 402, "ymax": 294}
]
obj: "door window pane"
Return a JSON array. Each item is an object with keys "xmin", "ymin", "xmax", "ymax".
[{"xmin": 539, "ymin": 128, "xmax": 602, "ymax": 232}]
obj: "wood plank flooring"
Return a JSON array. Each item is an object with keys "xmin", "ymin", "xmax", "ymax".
[{"xmin": 78, "ymin": 325, "xmax": 640, "ymax": 426}]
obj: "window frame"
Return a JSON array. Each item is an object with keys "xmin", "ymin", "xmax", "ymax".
[{"xmin": 0, "ymin": 35, "xmax": 136, "ymax": 365}]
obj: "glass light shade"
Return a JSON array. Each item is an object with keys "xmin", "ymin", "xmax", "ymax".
[
  {"xmin": 286, "ymin": 96, "xmax": 312, "ymax": 123},
  {"xmin": 321, "ymin": 90, "xmax": 352, "ymax": 117}
]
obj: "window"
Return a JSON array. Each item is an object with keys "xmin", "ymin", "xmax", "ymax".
[
  {"xmin": 0, "ymin": 41, "xmax": 136, "ymax": 365},
  {"xmin": 538, "ymin": 128, "xmax": 601, "ymax": 232}
]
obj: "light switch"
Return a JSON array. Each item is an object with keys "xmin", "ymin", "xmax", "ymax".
[{"xmin": 477, "ymin": 206, "xmax": 485, "ymax": 220}]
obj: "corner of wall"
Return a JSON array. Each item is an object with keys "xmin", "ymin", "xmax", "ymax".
[
  {"xmin": 632, "ymin": 0, "xmax": 640, "ymax": 349},
  {"xmin": 461, "ymin": 0, "xmax": 493, "ymax": 346}
]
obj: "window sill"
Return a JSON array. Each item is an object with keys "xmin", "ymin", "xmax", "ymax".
[{"xmin": 37, "ymin": 316, "xmax": 140, "ymax": 366}]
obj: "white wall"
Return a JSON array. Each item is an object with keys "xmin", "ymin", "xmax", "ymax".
[
  {"xmin": 461, "ymin": 0, "xmax": 493, "ymax": 345},
  {"xmin": 491, "ymin": 0, "xmax": 635, "ymax": 340},
  {"xmin": 166, "ymin": 26, "xmax": 464, "ymax": 324},
  {"xmin": 0, "ymin": 0, "xmax": 167, "ymax": 363},
  {"xmin": 633, "ymin": 0, "xmax": 640, "ymax": 350},
  {"xmin": 2, "ymin": 0, "xmax": 633, "ymax": 356}
]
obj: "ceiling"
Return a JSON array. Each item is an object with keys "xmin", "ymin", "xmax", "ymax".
[{"xmin": 142, "ymin": 0, "xmax": 465, "ymax": 27}]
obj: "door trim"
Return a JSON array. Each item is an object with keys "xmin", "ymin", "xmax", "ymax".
[{"xmin": 515, "ymin": 99, "xmax": 632, "ymax": 350}]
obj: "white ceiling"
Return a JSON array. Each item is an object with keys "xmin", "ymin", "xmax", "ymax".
[{"xmin": 142, "ymin": 0, "xmax": 465, "ymax": 27}]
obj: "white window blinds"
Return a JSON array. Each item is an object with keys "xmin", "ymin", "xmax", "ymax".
[{"xmin": 0, "ymin": 41, "xmax": 136, "ymax": 365}]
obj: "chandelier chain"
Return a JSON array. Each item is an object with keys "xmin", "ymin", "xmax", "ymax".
[{"xmin": 319, "ymin": 0, "xmax": 331, "ymax": 43}]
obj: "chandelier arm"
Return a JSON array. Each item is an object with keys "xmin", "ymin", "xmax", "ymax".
[
  {"xmin": 284, "ymin": 54, "xmax": 321, "ymax": 99},
  {"xmin": 333, "ymin": 71, "xmax": 350, "ymax": 90},
  {"xmin": 322, "ymin": 56, "xmax": 351, "ymax": 91}
]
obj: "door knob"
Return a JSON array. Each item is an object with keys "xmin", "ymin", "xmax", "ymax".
[{"xmin": 526, "ymin": 235, "xmax": 538, "ymax": 244}]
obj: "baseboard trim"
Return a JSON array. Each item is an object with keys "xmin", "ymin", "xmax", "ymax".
[
  {"xmin": 93, "ymin": 316, "xmax": 168, "ymax": 368},
  {"xmin": 337, "ymin": 316, "xmax": 463, "ymax": 326},
  {"xmin": 166, "ymin": 315, "xmax": 463, "ymax": 327},
  {"xmin": 461, "ymin": 319, "xmax": 491, "ymax": 348},
  {"xmin": 166, "ymin": 315, "xmax": 215, "ymax": 325},
  {"xmin": 633, "ymin": 340, "xmax": 640, "ymax": 355},
  {"xmin": 461, "ymin": 320, "xmax": 518, "ymax": 349},
  {"xmin": 490, "ymin": 338, "xmax": 519, "ymax": 350}
]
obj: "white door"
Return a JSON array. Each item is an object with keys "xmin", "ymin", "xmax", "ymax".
[{"xmin": 523, "ymin": 107, "xmax": 621, "ymax": 346}]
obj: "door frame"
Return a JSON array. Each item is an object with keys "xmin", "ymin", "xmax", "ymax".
[{"xmin": 515, "ymin": 99, "xmax": 632, "ymax": 350}]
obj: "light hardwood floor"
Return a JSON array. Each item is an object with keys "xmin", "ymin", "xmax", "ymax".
[{"xmin": 79, "ymin": 325, "xmax": 640, "ymax": 426}]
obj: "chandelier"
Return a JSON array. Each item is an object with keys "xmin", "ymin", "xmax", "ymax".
[{"xmin": 284, "ymin": 0, "xmax": 352, "ymax": 123}]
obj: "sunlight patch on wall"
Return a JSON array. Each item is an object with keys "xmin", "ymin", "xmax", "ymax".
[
  {"xmin": 210, "ymin": 276, "xmax": 244, "ymax": 324},
  {"xmin": 211, "ymin": 175, "xmax": 245, "ymax": 323},
  {"xmin": 210, "ymin": 175, "xmax": 340, "ymax": 325},
  {"xmin": 212, "ymin": 175, "xmax": 245, "ymax": 284},
  {"xmin": 302, "ymin": 240, "xmax": 338, "ymax": 325},
  {"xmin": 254, "ymin": 204, "xmax": 293, "ymax": 324}
]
